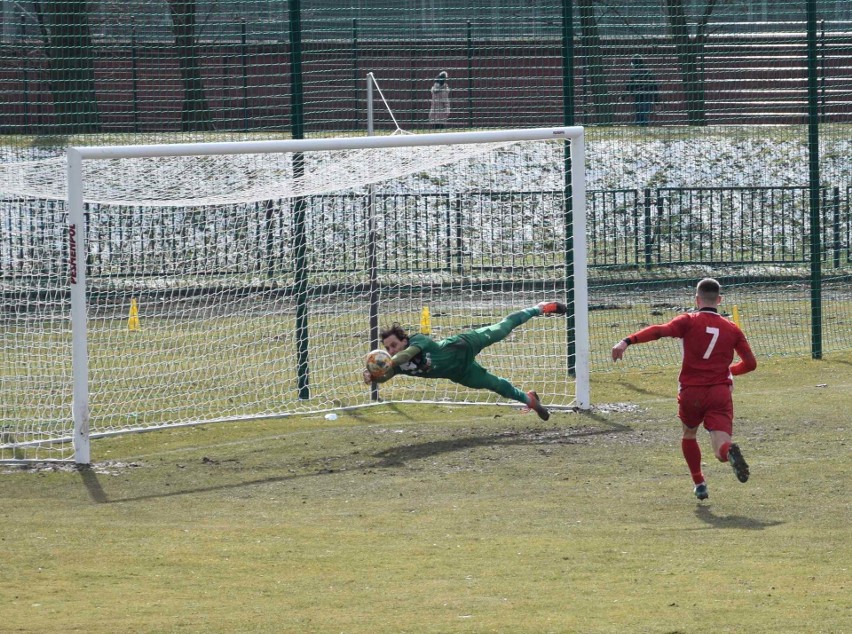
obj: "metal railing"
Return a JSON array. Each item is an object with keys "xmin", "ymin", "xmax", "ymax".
[
  {"xmin": 590, "ymin": 186, "xmax": 850, "ymax": 269},
  {"xmin": 1, "ymin": 186, "xmax": 849, "ymax": 282}
]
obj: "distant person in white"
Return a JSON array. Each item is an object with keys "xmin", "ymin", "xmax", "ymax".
[{"xmin": 429, "ymin": 71, "xmax": 450, "ymax": 130}]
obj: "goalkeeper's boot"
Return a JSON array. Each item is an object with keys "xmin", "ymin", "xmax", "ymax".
[
  {"xmin": 693, "ymin": 482, "xmax": 709, "ymax": 501},
  {"xmin": 537, "ymin": 301, "xmax": 568, "ymax": 315},
  {"xmin": 727, "ymin": 443, "xmax": 750, "ymax": 483},
  {"xmin": 524, "ymin": 391, "xmax": 550, "ymax": 421}
]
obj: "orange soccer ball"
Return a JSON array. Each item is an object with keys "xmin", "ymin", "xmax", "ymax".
[{"xmin": 365, "ymin": 349, "xmax": 392, "ymax": 378}]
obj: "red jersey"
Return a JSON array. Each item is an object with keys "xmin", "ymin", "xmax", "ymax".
[{"xmin": 626, "ymin": 308, "xmax": 756, "ymax": 387}]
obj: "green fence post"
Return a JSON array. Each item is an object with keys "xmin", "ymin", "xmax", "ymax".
[
  {"xmin": 20, "ymin": 14, "xmax": 29, "ymax": 133},
  {"xmin": 819, "ymin": 19, "xmax": 826, "ymax": 122},
  {"xmin": 467, "ymin": 21, "xmax": 473, "ymax": 128},
  {"xmin": 455, "ymin": 194, "xmax": 463, "ymax": 275},
  {"xmin": 367, "ymin": 192, "xmax": 379, "ymax": 403},
  {"xmin": 353, "ymin": 19, "xmax": 360, "ymax": 130},
  {"xmin": 241, "ymin": 18, "xmax": 249, "ymax": 132},
  {"xmin": 806, "ymin": 0, "xmax": 822, "ymax": 360},
  {"xmin": 289, "ymin": 1, "xmax": 305, "ymax": 140},
  {"xmin": 265, "ymin": 200, "xmax": 275, "ymax": 279},
  {"xmin": 562, "ymin": 0, "xmax": 576, "ymax": 376},
  {"xmin": 289, "ymin": 0, "xmax": 310, "ymax": 398},
  {"xmin": 131, "ymin": 18, "xmax": 139, "ymax": 133}
]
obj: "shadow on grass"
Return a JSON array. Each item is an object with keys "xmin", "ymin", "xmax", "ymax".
[
  {"xmin": 77, "ymin": 465, "xmax": 108, "ymax": 503},
  {"xmin": 694, "ymin": 505, "xmax": 784, "ymax": 530},
  {"xmin": 371, "ymin": 417, "xmax": 633, "ymax": 467},
  {"xmin": 614, "ymin": 378, "xmax": 668, "ymax": 398},
  {"xmin": 91, "ymin": 418, "xmax": 633, "ymax": 504},
  {"xmin": 92, "ymin": 469, "xmax": 343, "ymax": 504}
]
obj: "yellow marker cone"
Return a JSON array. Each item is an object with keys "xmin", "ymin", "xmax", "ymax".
[
  {"xmin": 420, "ymin": 306, "xmax": 431, "ymax": 335},
  {"xmin": 128, "ymin": 298, "xmax": 141, "ymax": 331},
  {"xmin": 731, "ymin": 304, "xmax": 741, "ymax": 330}
]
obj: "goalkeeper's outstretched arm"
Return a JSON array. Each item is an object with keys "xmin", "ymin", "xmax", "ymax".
[{"xmin": 363, "ymin": 365, "xmax": 397, "ymax": 384}]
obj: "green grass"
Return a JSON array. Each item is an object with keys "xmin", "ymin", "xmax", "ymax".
[{"xmin": 1, "ymin": 352, "xmax": 849, "ymax": 633}]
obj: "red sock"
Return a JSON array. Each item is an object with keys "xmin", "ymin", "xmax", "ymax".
[
  {"xmin": 719, "ymin": 441, "xmax": 731, "ymax": 462},
  {"xmin": 681, "ymin": 438, "xmax": 704, "ymax": 485}
]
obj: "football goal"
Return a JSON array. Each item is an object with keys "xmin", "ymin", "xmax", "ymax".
[{"xmin": 0, "ymin": 126, "xmax": 588, "ymax": 464}]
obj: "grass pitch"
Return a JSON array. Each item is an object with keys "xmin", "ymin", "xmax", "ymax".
[{"xmin": 1, "ymin": 352, "xmax": 849, "ymax": 633}]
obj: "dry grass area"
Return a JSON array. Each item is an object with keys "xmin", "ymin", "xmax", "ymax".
[{"xmin": 1, "ymin": 352, "xmax": 849, "ymax": 633}]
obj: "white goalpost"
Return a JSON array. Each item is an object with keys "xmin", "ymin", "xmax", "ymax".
[{"xmin": 1, "ymin": 126, "xmax": 588, "ymax": 464}]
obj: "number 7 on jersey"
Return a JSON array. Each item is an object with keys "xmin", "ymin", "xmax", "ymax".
[{"xmin": 703, "ymin": 326, "xmax": 720, "ymax": 359}]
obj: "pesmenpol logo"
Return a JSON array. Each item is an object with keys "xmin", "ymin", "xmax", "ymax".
[{"xmin": 68, "ymin": 223, "xmax": 77, "ymax": 285}]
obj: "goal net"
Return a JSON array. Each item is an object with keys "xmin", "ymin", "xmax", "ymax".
[{"xmin": 0, "ymin": 127, "xmax": 588, "ymax": 464}]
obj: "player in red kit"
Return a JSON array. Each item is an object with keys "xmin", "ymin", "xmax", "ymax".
[{"xmin": 611, "ymin": 278, "xmax": 757, "ymax": 500}]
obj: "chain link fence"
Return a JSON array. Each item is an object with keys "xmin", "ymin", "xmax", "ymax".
[{"xmin": 0, "ymin": 0, "xmax": 850, "ymax": 359}]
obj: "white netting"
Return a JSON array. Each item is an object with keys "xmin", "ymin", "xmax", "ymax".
[
  {"xmin": 0, "ymin": 142, "xmax": 519, "ymax": 206},
  {"xmin": 1, "ymin": 133, "xmax": 583, "ymax": 463}
]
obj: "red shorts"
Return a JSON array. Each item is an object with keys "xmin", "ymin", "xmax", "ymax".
[{"xmin": 677, "ymin": 383, "xmax": 734, "ymax": 434}]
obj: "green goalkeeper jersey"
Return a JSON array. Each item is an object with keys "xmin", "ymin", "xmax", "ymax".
[
  {"xmin": 370, "ymin": 307, "xmax": 542, "ymax": 407},
  {"xmin": 385, "ymin": 333, "xmax": 474, "ymax": 382},
  {"xmin": 372, "ymin": 307, "xmax": 540, "ymax": 392}
]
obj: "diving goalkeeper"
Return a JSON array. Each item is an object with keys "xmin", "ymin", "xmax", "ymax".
[{"xmin": 362, "ymin": 302, "xmax": 568, "ymax": 421}]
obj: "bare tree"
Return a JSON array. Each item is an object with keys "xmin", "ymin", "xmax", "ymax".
[
  {"xmin": 32, "ymin": 0, "xmax": 101, "ymax": 133},
  {"xmin": 664, "ymin": 0, "xmax": 722, "ymax": 126},
  {"xmin": 167, "ymin": 0, "xmax": 215, "ymax": 132},
  {"xmin": 577, "ymin": 0, "xmax": 613, "ymax": 124}
]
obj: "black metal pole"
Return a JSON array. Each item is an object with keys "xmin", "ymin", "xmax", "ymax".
[{"xmin": 643, "ymin": 188, "xmax": 653, "ymax": 269}]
